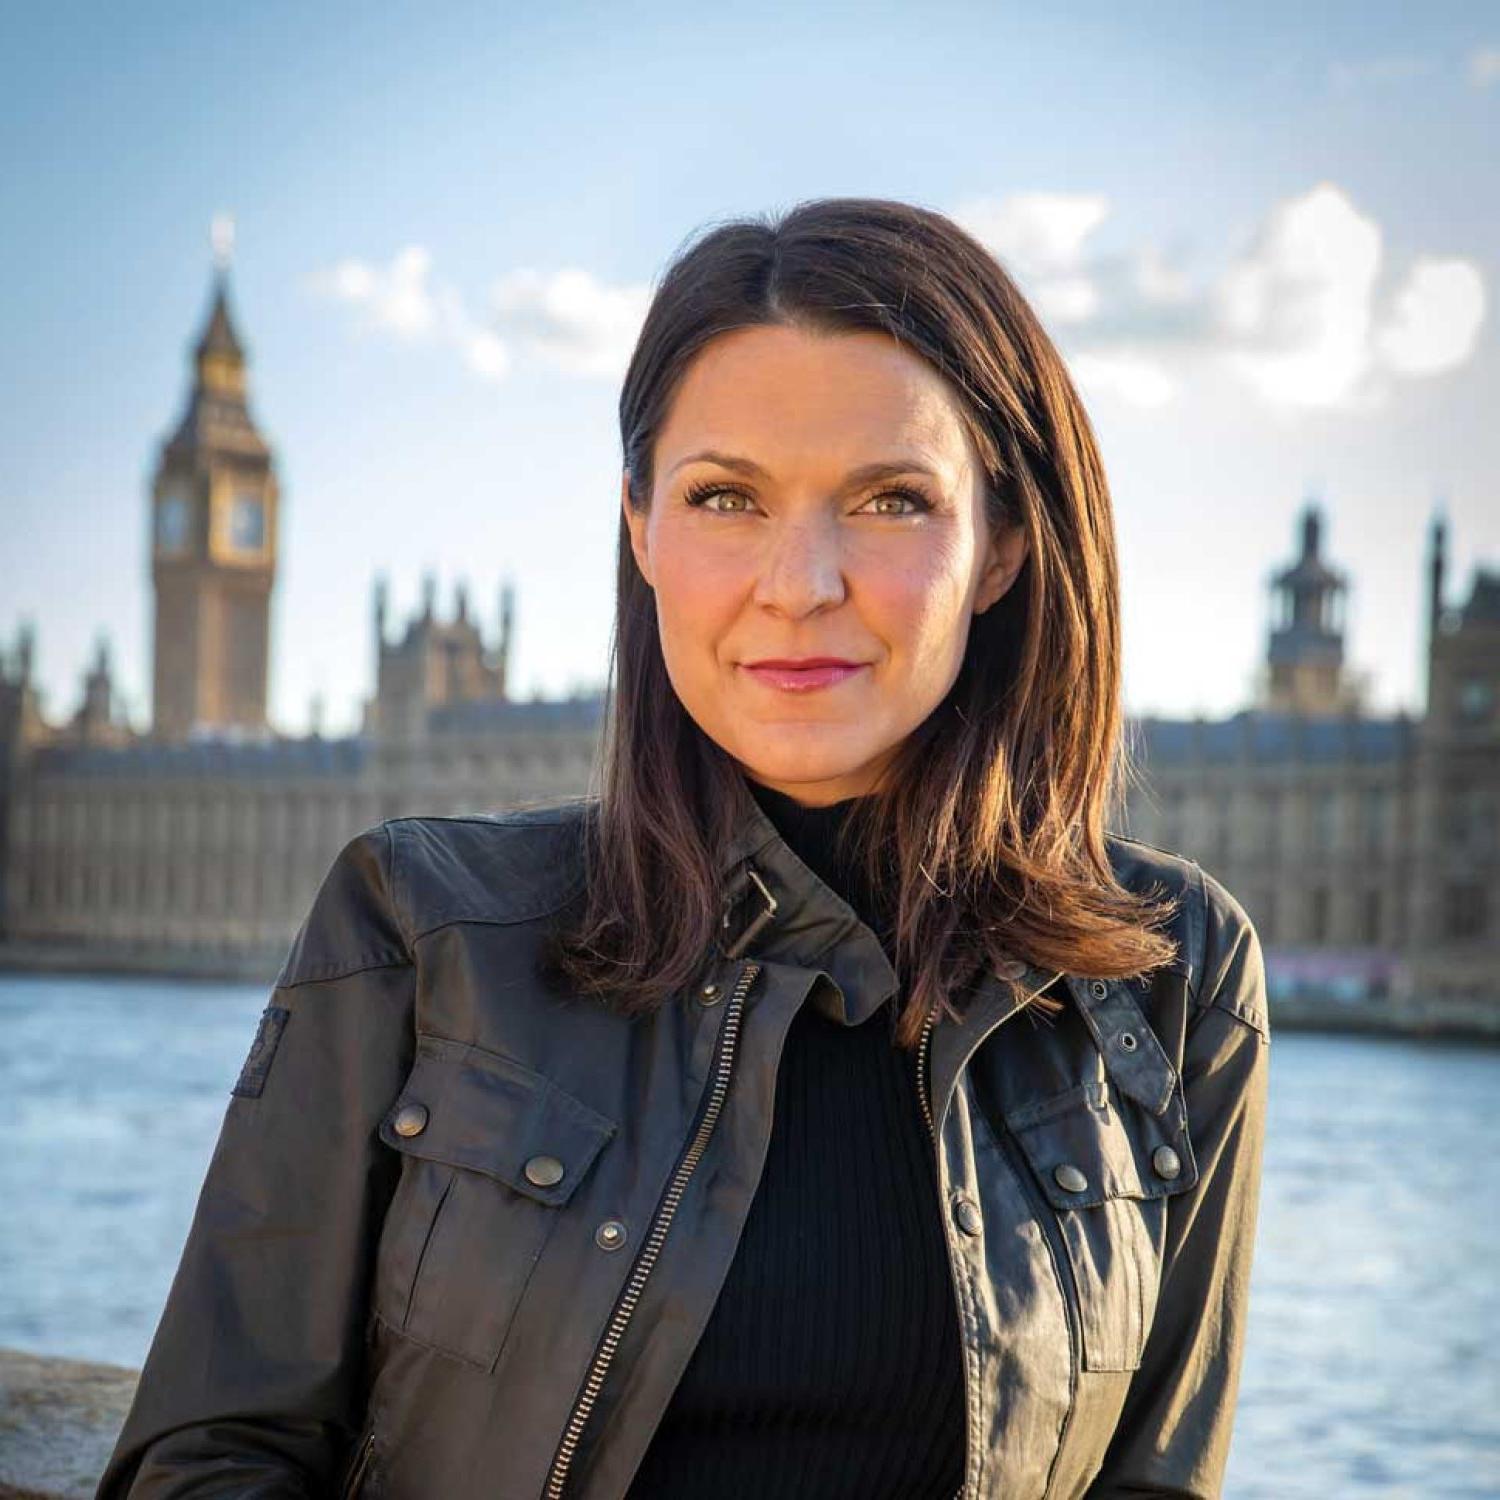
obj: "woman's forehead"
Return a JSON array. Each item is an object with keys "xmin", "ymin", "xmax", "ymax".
[{"xmin": 657, "ymin": 326, "xmax": 977, "ymax": 481}]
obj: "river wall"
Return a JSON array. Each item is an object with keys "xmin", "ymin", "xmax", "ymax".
[{"xmin": 0, "ymin": 1349, "xmax": 134, "ymax": 1499}]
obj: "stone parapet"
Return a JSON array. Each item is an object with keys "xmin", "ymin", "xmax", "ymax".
[{"xmin": 0, "ymin": 1349, "xmax": 136, "ymax": 1500}]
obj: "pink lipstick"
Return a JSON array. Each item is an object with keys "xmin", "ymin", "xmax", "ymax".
[{"xmin": 740, "ymin": 658, "xmax": 869, "ymax": 693}]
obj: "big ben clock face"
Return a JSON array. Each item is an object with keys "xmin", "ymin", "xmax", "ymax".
[
  {"xmin": 156, "ymin": 491, "xmax": 190, "ymax": 553},
  {"xmin": 229, "ymin": 492, "xmax": 265, "ymax": 551}
]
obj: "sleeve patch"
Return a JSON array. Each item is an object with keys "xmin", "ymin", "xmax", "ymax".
[{"xmin": 232, "ymin": 1005, "xmax": 291, "ymax": 1098}]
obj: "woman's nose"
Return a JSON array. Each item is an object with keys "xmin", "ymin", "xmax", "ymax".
[{"xmin": 752, "ymin": 518, "xmax": 847, "ymax": 615}]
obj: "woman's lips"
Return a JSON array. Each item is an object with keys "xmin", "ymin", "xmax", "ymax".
[{"xmin": 740, "ymin": 662, "xmax": 868, "ymax": 692}]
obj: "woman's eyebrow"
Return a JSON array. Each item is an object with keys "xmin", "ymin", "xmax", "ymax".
[{"xmin": 669, "ymin": 450, "xmax": 942, "ymax": 488}]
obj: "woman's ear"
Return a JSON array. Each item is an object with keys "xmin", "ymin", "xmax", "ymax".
[
  {"xmin": 975, "ymin": 521, "xmax": 1028, "ymax": 615},
  {"xmin": 621, "ymin": 472, "xmax": 653, "ymax": 587}
]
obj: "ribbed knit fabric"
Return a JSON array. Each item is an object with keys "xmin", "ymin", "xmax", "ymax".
[{"xmin": 623, "ymin": 780, "xmax": 966, "ymax": 1500}]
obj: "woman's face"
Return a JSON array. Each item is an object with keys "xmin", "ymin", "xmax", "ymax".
[{"xmin": 623, "ymin": 323, "xmax": 1028, "ymax": 806}]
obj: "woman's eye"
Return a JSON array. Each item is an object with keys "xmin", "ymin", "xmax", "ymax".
[
  {"xmin": 682, "ymin": 484, "xmax": 753, "ymax": 513},
  {"xmin": 860, "ymin": 487, "xmax": 932, "ymax": 517}
]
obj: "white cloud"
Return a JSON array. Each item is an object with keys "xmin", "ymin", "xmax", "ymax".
[
  {"xmin": 1468, "ymin": 45, "xmax": 1500, "ymax": 88},
  {"xmin": 1212, "ymin": 183, "xmax": 1383, "ymax": 407},
  {"xmin": 307, "ymin": 249, "xmax": 648, "ymax": 384},
  {"xmin": 949, "ymin": 192, "xmax": 1110, "ymax": 327},
  {"xmin": 305, "ymin": 245, "xmax": 512, "ymax": 382},
  {"xmin": 951, "ymin": 192, "xmax": 1108, "ymax": 292},
  {"xmin": 311, "ymin": 246, "xmax": 440, "ymax": 340},
  {"xmin": 952, "ymin": 181, "xmax": 1487, "ymax": 413},
  {"xmin": 487, "ymin": 267, "xmax": 652, "ymax": 379},
  {"xmin": 1067, "ymin": 350, "xmax": 1178, "ymax": 409},
  {"xmin": 1374, "ymin": 258, "xmax": 1488, "ymax": 375}
]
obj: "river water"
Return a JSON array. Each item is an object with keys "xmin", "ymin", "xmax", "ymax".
[{"xmin": 1, "ymin": 975, "xmax": 1496, "ymax": 1498}]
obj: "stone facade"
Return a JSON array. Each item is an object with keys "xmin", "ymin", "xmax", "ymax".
[
  {"xmin": 0, "ymin": 258, "xmax": 602, "ymax": 977},
  {"xmin": 1125, "ymin": 508, "xmax": 1499, "ymax": 1020}
]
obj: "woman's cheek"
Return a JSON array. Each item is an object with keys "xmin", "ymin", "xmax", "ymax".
[{"xmin": 891, "ymin": 571, "xmax": 974, "ymax": 681}]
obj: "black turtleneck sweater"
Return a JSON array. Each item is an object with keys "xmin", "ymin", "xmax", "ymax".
[{"xmin": 624, "ymin": 780, "xmax": 966, "ymax": 1500}]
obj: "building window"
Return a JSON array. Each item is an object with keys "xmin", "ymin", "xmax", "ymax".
[
  {"xmin": 1214, "ymin": 798, "xmax": 1232, "ymax": 864},
  {"xmin": 1253, "ymin": 889, "xmax": 1276, "ymax": 944},
  {"xmin": 1362, "ymin": 787, "xmax": 1386, "ymax": 856},
  {"xmin": 1446, "ymin": 884, "xmax": 1488, "ymax": 941},
  {"xmin": 1308, "ymin": 792, "xmax": 1336, "ymax": 856},
  {"xmin": 1457, "ymin": 678, "xmax": 1494, "ymax": 724},
  {"xmin": 1309, "ymin": 887, "xmax": 1330, "ymax": 943},
  {"xmin": 1260, "ymin": 789, "xmax": 1282, "ymax": 855},
  {"xmin": 1470, "ymin": 793, "xmax": 1498, "ymax": 855},
  {"xmin": 1362, "ymin": 888, "xmax": 1382, "ymax": 945},
  {"xmin": 1444, "ymin": 783, "xmax": 1469, "ymax": 846}
]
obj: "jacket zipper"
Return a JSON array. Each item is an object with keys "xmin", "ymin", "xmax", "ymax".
[
  {"xmin": 915, "ymin": 1008, "xmax": 940, "ymax": 1145},
  {"xmin": 542, "ymin": 957, "xmax": 761, "ymax": 1498},
  {"xmin": 339, "ymin": 1427, "xmax": 375, "ymax": 1500},
  {"xmin": 915, "ymin": 1010, "xmax": 967, "ymax": 1500}
]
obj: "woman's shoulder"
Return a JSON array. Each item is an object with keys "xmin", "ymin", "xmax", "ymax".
[
  {"xmin": 1104, "ymin": 831, "xmax": 1268, "ymax": 1039},
  {"xmin": 274, "ymin": 798, "xmax": 593, "ymax": 989},
  {"xmin": 387, "ymin": 799, "xmax": 593, "ymax": 933}
]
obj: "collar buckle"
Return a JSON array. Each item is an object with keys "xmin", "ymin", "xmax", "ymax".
[{"xmin": 721, "ymin": 864, "xmax": 779, "ymax": 960}]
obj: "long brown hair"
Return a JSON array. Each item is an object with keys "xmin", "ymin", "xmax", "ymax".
[{"xmin": 540, "ymin": 195, "xmax": 1179, "ymax": 1048}]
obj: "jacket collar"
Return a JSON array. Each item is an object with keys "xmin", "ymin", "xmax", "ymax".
[
  {"xmin": 716, "ymin": 785, "xmax": 896, "ymax": 1025},
  {"xmin": 715, "ymin": 784, "xmax": 1060, "ymax": 1028}
]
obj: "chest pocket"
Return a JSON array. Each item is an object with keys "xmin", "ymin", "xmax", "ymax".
[
  {"xmin": 373, "ymin": 1033, "xmax": 617, "ymax": 1371},
  {"xmin": 1002, "ymin": 1070, "xmax": 1199, "ymax": 1372}
]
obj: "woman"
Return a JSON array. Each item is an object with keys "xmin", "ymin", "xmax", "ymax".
[{"xmin": 98, "ymin": 197, "xmax": 1270, "ymax": 1500}]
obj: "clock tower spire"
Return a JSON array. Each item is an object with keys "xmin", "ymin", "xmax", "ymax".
[{"xmin": 148, "ymin": 216, "xmax": 280, "ymax": 742}]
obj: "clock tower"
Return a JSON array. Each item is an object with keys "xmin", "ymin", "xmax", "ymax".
[{"xmin": 149, "ymin": 218, "xmax": 279, "ymax": 742}]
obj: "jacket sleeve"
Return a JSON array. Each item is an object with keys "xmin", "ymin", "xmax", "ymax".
[
  {"xmin": 1086, "ymin": 864, "xmax": 1271, "ymax": 1498},
  {"xmin": 95, "ymin": 823, "xmax": 416, "ymax": 1499}
]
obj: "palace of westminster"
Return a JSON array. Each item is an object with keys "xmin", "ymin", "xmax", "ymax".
[{"xmin": 1, "ymin": 262, "xmax": 1497, "ymax": 1017}]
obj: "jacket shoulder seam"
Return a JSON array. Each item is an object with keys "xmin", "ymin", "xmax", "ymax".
[
  {"xmin": 272, "ymin": 821, "xmax": 412, "ymax": 989},
  {"xmin": 387, "ymin": 811, "xmax": 588, "ymax": 940},
  {"xmin": 407, "ymin": 887, "xmax": 586, "ymax": 946},
  {"xmin": 276, "ymin": 952, "xmax": 412, "ymax": 991}
]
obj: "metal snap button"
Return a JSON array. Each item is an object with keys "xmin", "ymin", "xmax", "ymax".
[
  {"xmin": 1118, "ymin": 1031, "xmax": 1138, "ymax": 1052},
  {"xmin": 1152, "ymin": 1145, "xmax": 1182, "ymax": 1180},
  {"xmin": 699, "ymin": 981, "xmax": 723, "ymax": 1005},
  {"xmin": 1089, "ymin": 979, "xmax": 1108, "ymax": 1000},
  {"xmin": 996, "ymin": 957, "xmax": 1027, "ymax": 980},
  {"xmin": 1053, "ymin": 1162, "xmax": 1089, "ymax": 1194},
  {"xmin": 523, "ymin": 1154, "xmax": 565, "ymax": 1188},
  {"xmin": 391, "ymin": 1102, "xmax": 429, "ymax": 1138},
  {"xmin": 952, "ymin": 1194, "xmax": 984, "ymax": 1237},
  {"xmin": 595, "ymin": 1219, "xmax": 628, "ymax": 1251}
]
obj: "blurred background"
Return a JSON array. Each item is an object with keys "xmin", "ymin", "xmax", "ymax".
[{"xmin": 1, "ymin": 3, "xmax": 1496, "ymax": 1496}]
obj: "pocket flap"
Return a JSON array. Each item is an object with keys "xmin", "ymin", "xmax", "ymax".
[
  {"xmin": 379, "ymin": 1035, "xmax": 617, "ymax": 1208},
  {"xmin": 1005, "ymin": 1078, "xmax": 1198, "ymax": 1210}
]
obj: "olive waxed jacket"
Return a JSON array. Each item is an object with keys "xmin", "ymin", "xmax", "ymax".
[{"xmin": 96, "ymin": 791, "xmax": 1270, "ymax": 1500}]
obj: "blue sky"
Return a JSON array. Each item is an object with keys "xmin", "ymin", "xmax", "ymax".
[{"xmin": 3, "ymin": 1, "xmax": 1495, "ymax": 736}]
